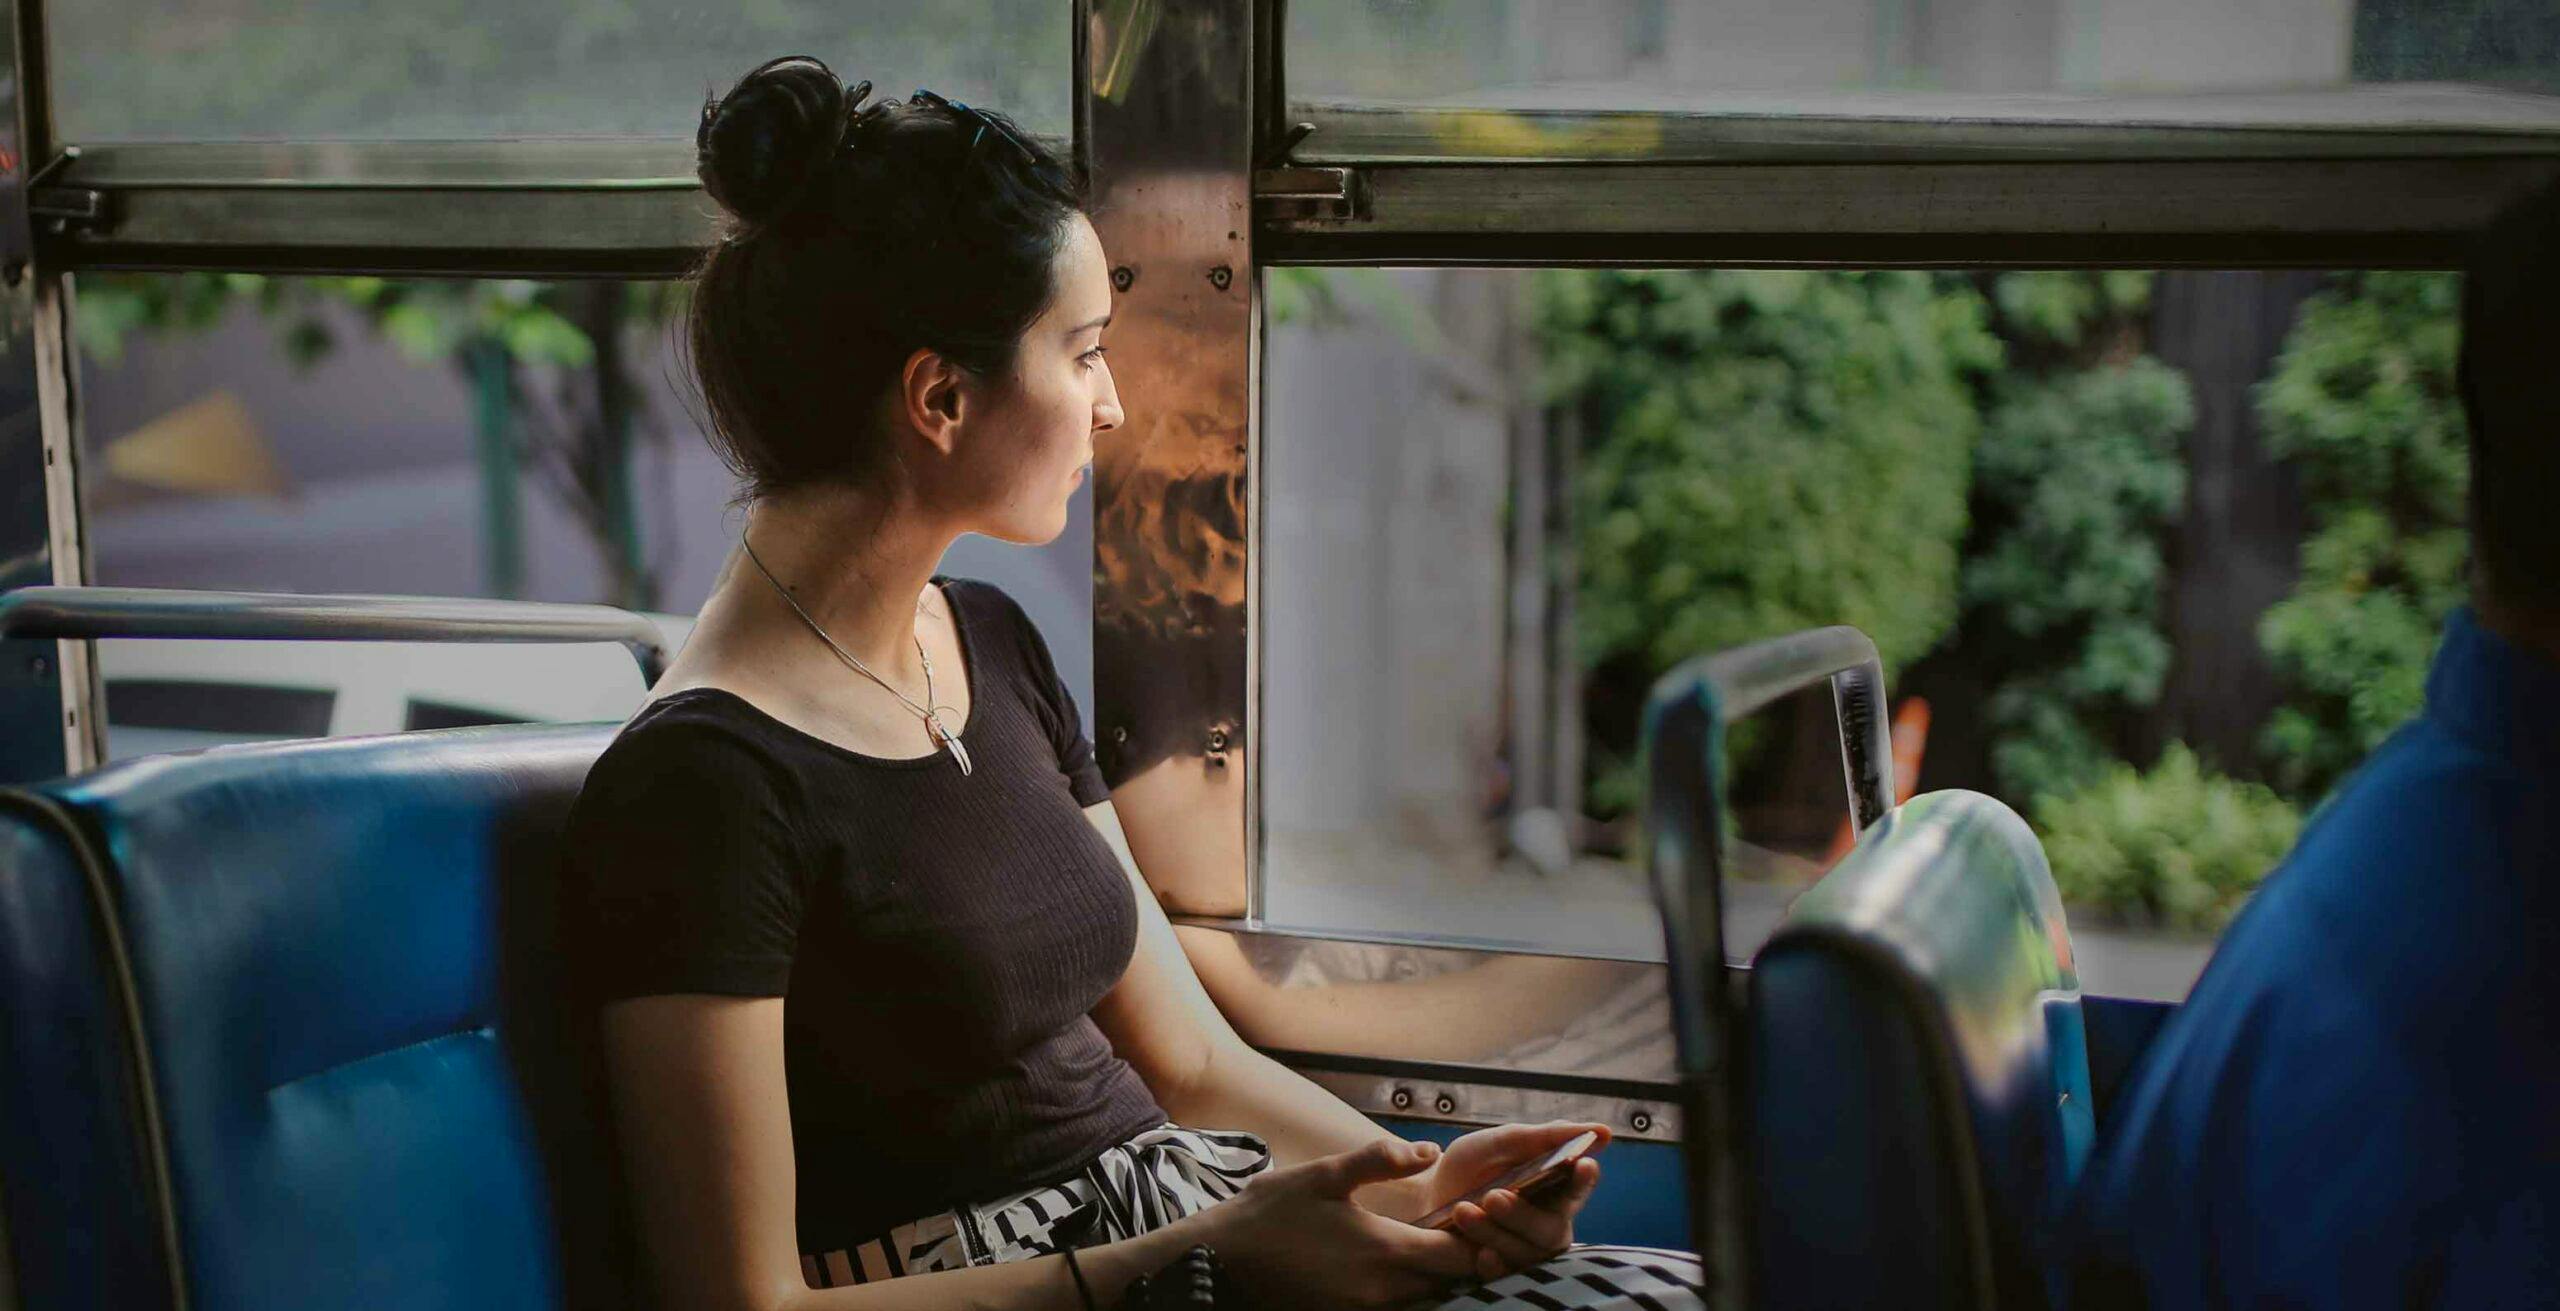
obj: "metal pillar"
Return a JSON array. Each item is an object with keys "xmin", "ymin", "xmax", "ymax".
[
  {"xmin": 0, "ymin": 0, "xmax": 97, "ymax": 786},
  {"xmin": 468, "ymin": 336, "xmax": 525, "ymax": 600},
  {"xmin": 1082, "ymin": 0, "xmax": 1259, "ymax": 916}
]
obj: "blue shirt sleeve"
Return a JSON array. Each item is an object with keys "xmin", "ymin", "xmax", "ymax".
[{"xmin": 2061, "ymin": 696, "xmax": 2560, "ymax": 1309}]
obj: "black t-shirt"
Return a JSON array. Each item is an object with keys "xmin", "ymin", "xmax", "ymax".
[{"xmin": 561, "ymin": 577, "xmax": 1169, "ymax": 1251}]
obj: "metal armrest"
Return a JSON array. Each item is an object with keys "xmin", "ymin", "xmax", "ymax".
[{"xmin": 0, "ymin": 585, "xmax": 670, "ymax": 685}]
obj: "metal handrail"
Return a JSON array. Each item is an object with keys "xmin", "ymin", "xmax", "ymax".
[
  {"xmin": 1637, "ymin": 624, "xmax": 1893, "ymax": 1300},
  {"xmin": 0, "ymin": 585, "xmax": 670, "ymax": 686}
]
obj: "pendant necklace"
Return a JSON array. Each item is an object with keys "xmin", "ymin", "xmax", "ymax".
[{"xmin": 740, "ymin": 527, "xmax": 973, "ymax": 777}]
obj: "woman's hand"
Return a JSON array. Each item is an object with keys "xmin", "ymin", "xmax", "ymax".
[
  {"xmin": 1405, "ymin": 1121, "xmax": 1609, "ymax": 1282},
  {"xmin": 1200, "ymin": 1138, "xmax": 1481, "ymax": 1309}
]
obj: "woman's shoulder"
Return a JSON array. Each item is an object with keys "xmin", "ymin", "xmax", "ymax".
[
  {"xmin": 578, "ymin": 687, "xmax": 799, "ymax": 813},
  {"xmin": 935, "ymin": 573, "xmax": 1030, "ymax": 630},
  {"xmin": 936, "ymin": 574, "xmax": 1054, "ymax": 666}
]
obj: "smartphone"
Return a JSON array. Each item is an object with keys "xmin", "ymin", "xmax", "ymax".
[{"xmin": 1414, "ymin": 1130, "xmax": 1605, "ymax": 1231}]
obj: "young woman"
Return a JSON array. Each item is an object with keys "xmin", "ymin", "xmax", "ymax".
[{"xmin": 562, "ymin": 54, "xmax": 1705, "ymax": 1311}]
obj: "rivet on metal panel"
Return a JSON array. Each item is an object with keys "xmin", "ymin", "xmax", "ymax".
[
  {"xmin": 1629, "ymin": 1110, "xmax": 1654, "ymax": 1134},
  {"xmin": 1206, "ymin": 726, "xmax": 1228, "ymax": 751},
  {"xmin": 1207, "ymin": 265, "xmax": 1232, "ymax": 291},
  {"xmin": 1110, "ymin": 265, "xmax": 1136, "ymax": 292},
  {"xmin": 1433, "ymin": 1093, "xmax": 1457, "ymax": 1116},
  {"xmin": 1390, "ymin": 1086, "xmax": 1415, "ymax": 1111},
  {"xmin": 1113, "ymin": 725, "xmax": 1129, "ymax": 744}
]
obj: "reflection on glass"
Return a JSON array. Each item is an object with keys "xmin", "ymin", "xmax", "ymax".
[
  {"xmin": 1261, "ymin": 265, "xmax": 2457, "ymax": 1003},
  {"xmin": 54, "ymin": 3, "xmax": 1067, "ymax": 143},
  {"xmin": 1286, "ymin": 0, "xmax": 2560, "ymax": 136},
  {"xmin": 1176, "ymin": 925, "xmax": 1675, "ymax": 1085}
]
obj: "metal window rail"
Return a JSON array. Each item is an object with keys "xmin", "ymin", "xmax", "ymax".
[
  {"xmin": 0, "ymin": 585, "xmax": 671, "ymax": 686},
  {"xmin": 37, "ymin": 135, "xmax": 2560, "ymax": 276},
  {"xmin": 1638, "ymin": 624, "xmax": 1892, "ymax": 1300}
]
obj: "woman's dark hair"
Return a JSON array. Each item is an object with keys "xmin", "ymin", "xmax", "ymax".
[{"xmin": 684, "ymin": 54, "xmax": 1088, "ymax": 500}]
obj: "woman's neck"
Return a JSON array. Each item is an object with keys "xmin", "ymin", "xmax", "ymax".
[{"xmin": 716, "ymin": 485, "xmax": 958, "ymax": 686}]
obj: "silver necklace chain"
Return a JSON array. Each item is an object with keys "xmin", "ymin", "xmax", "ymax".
[{"xmin": 739, "ymin": 527, "xmax": 974, "ymax": 777}]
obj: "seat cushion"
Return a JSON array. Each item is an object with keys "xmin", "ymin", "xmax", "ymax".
[{"xmin": 0, "ymin": 722, "xmax": 630, "ymax": 1311}]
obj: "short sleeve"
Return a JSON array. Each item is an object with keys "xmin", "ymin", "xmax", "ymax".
[
  {"xmin": 968, "ymin": 581, "xmax": 1111, "ymax": 807},
  {"xmin": 562, "ymin": 720, "xmax": 806, "ymax": 1001},
  {"xmin": 1045, "ymin": 674, "xmax": 1111, "ymax": 807}
]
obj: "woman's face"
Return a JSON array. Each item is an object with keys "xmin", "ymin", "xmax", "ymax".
[{"xmin": 958, "ymin": 212, "xmax": 1123, "ymax": 545}]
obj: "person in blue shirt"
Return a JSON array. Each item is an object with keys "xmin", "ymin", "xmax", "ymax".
[{"xmin": 2062, "ymin": 184, "xmax": 2560, "ymax": 1307}]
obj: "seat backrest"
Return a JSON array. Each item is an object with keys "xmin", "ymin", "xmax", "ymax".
[
  {"xmin": 0, "ymin": 723, "xmax": 630, "ymax": 1311},
  {"xmin": 1744, "ymin": 789, "xmax": 2095, "ymax": 1311}
]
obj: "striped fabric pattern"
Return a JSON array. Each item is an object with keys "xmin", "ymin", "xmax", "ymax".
[{"xmin": 801, "ymin": 1122, "xmax": 1706, "ymax": 1309}]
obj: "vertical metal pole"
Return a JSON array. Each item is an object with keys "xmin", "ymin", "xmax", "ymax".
[
  {"xmin": 0, "ymin": 0, "xmax": 97, "ymax": 785},
  {"xmin": 468, "ymin": 336, "xmax": 524, "ymax": 600},
  {"xmin": 1505, "ymin": 330, "xmax": 1552, "ymax": 815},
  {"xmin": 1083, "ymin": 0, "xmax": 1259, "ymax": 916},
  {"xmin": 588, "ymin": 281, "xmax": 647, "ymax": 611},
  {"xmin": 1548, "ymin": 392, "xmax": 1583, "ymax": 837}
]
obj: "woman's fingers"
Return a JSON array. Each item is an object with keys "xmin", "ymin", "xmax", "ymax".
[
  {"xmin": 1376, "ymin": 1215, "xmax": 1483, "ymax": 1280},
  {"xmin": 1552, "ymin": 1155, "xmax": 1602, "ymax": 1213},
  {"xmin": 1471, "ymin": 1158, "xmax": 1604, "ymax": 1269},
  {"xmin": 1450, "ymin": 1200, "xmax": 1547, "ymax": 1276},
  {"xmin": 1298, "ymin": 1138, "xmax": 1439, "ymax": 1199}
]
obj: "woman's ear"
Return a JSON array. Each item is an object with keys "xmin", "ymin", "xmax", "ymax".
[{"xmin": 898, "ymin": 346, "xmax": 968, "ymax": 455}]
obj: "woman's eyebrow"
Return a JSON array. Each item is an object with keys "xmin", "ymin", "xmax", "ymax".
[{"xmin": 1067, "ymin": 313, "xmax": 1112, "ymax": 335}]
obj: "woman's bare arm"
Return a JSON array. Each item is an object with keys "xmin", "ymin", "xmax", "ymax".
[
  {"xmin": 1083, "ymin": 801, "xmax": 1431, "ymax": 1221},
  {"xmin": 598, "ymin": 994, "xmax": 1212, "ymax": 1311}
]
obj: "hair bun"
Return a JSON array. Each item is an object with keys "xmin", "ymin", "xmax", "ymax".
[{"xmin": 697, "ymin": 55, "xmax": 863, "ymax": 228}]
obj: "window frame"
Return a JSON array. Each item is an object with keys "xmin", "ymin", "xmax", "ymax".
[{"xmin": 11, "ymin": 0, "xmax": 2553, "ymax": 965}]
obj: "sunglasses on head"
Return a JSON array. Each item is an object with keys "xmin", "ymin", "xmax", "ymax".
[{"xmin": 908, "ymin": 87, "xmax": 1039, "ymax": 166}]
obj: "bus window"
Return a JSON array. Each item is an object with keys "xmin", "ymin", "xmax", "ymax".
[
  {"xmin": 101, "ymin": 676, "xmax": 333, "ymax": 758},
  {"xmin": 72, "ymin": 272, "xmax": 1096, "ymax": 748},
  {"xmin": 50, "ymin": 2, "xmax": 1067, "ymax": 143},
  {"xmin": 404, "ymin": 698, "xmax": 530, "ymax": 731},
  {"xmin": 1285, "ymin": 0, "xmax": 2560, "ymax": 159},
  {"xmin": 1261, "ymin": 265, "xmax": 2460, "ymax": 1001}
]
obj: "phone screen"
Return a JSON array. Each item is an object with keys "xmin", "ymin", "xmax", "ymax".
[{"xmin": 1415, "ymin": 1130, "xmax": 1602, "ymax": 1231}]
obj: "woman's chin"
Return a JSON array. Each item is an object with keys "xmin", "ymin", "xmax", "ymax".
[{"xmin": 981, "ymin": 506, "xmax": 1073, "ymax": 547}]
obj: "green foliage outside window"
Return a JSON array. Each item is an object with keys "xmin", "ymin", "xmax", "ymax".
[
  {"xmin": 1540, "ymin": 270, "xmax": 1997, "ymax": 677},
  {"xmin": 2035, "ymin": 744, "xmax": 2304, "ymax": 932},
  {"xmin": 1534, "ymin": 269, "xmax": 2000, "ymax": 814},
  {"xmin": 1963, "ymin": 273, "xmax": 2195, "ymax": 799},
  {"xmin": 2253, "ymin": 272, "xmax": 2470, "ymax": 799}
]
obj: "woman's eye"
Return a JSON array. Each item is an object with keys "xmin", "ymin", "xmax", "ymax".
[{"xmin": 1081, "ymin": 345, "xmax": 1109, "ymax": 367}]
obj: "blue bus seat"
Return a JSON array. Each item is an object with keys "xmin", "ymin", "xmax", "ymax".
[
  {"xmin": 1745, "ymin": 789, "xmax": 2096, "ymax": 1311},
  {"xmin": 0, "ymin": 723, "xmax": 631, "ymax": 1311}
]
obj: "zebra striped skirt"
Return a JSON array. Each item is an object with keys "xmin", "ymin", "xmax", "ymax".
[{"xmin": 800, "ymin": 1122, "xmax": 1705, "ymax": 1310}]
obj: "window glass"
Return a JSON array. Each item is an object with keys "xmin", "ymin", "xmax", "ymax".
[
  {"xmin": 1286, "ymin": 0, "xmax": 2560, "ymax": 148},
  {"xmin": 75, "ymin": 272, "xmax": 1096, "ymax": 755},
  {"xmin": 101, "ymin": 677, "xmax": 334, "ymax": 759},
  {"xmin": 1260, "ymin": 264, "xmax": 2463, "ymax": 1000},
  {"xmin": 53, "ymin": 3, "xmax": 1067, "ymax": 144}
]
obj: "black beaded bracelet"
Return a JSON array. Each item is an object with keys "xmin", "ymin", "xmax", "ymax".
[{"xmin": 1116, "ymin": 1245, "xmax": 1223, "ymax": 1310}]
